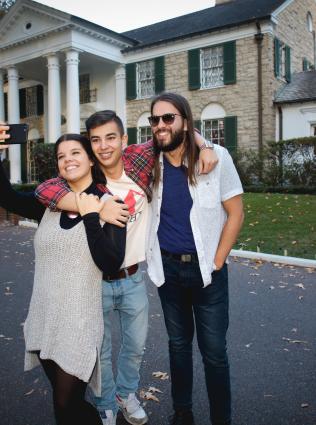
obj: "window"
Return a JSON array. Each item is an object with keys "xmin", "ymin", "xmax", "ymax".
[
  {"xmin": 79, "ymin": 74, "xmax": 96, "ymax": 104},
  {"xmin": 25, "ymin": 87, "xmax": 37, "ymax": 117},
  {"xmin": 188, "ymin": 41, "xmax": 236, "ymax": 90},
  {"xmin": 126, "ymin": 57, "xmax": 165, "ymax": 100},
  {"xmin": 274, "ymin": 38, "xmax": 291, "ymax": 82},
  {"xmin": 137, "ymin": 60, "xmax": 155, "ymax": 99},
  {"xmin": 138, "ymin": 126, "xmax": 152, "ymax": 144},
  {"xmin": 19, "ymin": 85, "xmax": 43, "ymax": 119},
  {"xmin": 201, "ymin": 46, "xmax": 224, "ymax": 88},
  {"xmin": 203, "ymin": 119, "xmax": 225, "ymax": 146}
]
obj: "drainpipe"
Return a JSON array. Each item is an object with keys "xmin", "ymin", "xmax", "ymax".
[
  {"xmin": 255, "ymin": 21, "xmax": 264, "ymax": 167},
  {"xmin": 278, "ymin": 106, "xmax": 283, "ymax": 185},
  {"xmin": 313, "ymin": 30, "xmax": 316, "ymax": 68}
]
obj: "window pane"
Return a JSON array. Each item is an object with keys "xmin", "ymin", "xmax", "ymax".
[
  {"xmin": 201, "ymin": 46, "xmax": 224, "ymax": 88},
  {"xmin": 138, "ymin": 126, "xmax": 152, "ymax": 144},
  {"xmin": 137, "ymin": 60, "xmax": 155, "ymax": 98},
  {"xmin": 203, "ymin": 118, "xmax": 225, "ymax": 146},
  {"xmin": 79, "ymin": 74, "xmax": 91, "ymax": 104},
  {"xmin": 25, "ymin": 87, "xmax": 37, "ymax": 117}
]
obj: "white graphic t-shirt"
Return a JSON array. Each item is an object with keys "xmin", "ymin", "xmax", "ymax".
[{"xmin": 106, "ymin": 171, "xmax": 149, "ymax": 268}]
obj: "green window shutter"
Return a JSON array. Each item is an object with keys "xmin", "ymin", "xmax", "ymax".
[
  {"xmin": 155, "ymin": 56, "xmax": 165, "ymax": 94},
  {"xmin": 274, "ymin": 38, "xmax": 280, "ymax": 77},
  {"xmin": 20, "ymin": 143, "xmax": 27, "ymax": 183},
  {"xmin": 303, "ymin": 57, "xmax": 308, "ymax": 71},
  {"xmin": 194, "ymin": 120, "xmax": 201, "ymax": 132},
  {"xmin": 223, "ymin": 41, "xmax": 236, "ymax": 85},
  {"xmin": 19, "ymin": 88, "xmax": 26, "ymax": 119},
  {"xmin": 224, "ymin": 116, "xmax": 237, "ymax": 153},
  {"xmin": 127, "ymin": 127, "xmax": 137, "ymax": 145},
  {"xmin": 4, "ymin": 92, "xmax": 8, "ymax": 121},
  {"xmin": 285, "ymin": 45, "xmax": 291, "ymax": 82},
  {"xmin": 36, "ymin": 85, "xmax": 44, "ymax": 115},
  {"xmin": 126, "ymin": 63, "xmax": 136, "ymax": 100},
  {"xmin": 188, "ymin": 49, "xmax": 200, "ymax": 90}
]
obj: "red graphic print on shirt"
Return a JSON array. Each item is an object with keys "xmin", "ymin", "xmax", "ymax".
[{"xmin": 124, "ymin": 189, "xmax": 145, "ymax": 215}]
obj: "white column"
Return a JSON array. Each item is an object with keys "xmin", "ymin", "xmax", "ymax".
[
  {"xmin": 115, "ymin": 64, "xmax": 126, "ymax": 129},
  {"xmin": 0, "ymin": 69, "xmax": 5, "ymax": 123},
  {"xmin": 7, "ymin": 66, "xmax": 21, "ymax": 183},
  {"xmin": 47, "ymin": 54, "xmax": 61, "ymax": 143},
  {"xmin": 0, "ymin": 69, "xmax": 6, "ymax": 160},
  {"xmin": 65, "ymin": 49, "xmax": 80, "ymax": 133}
]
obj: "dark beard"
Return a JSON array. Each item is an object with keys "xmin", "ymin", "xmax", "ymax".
[{"xmin": 153, "ymin": 129, "xmax": 185, "ymax": 153}]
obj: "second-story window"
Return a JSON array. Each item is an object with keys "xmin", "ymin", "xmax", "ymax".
[
  {"xmin": 80, "ymin": 74, "xmax": 92, "ymax": 104},
  {"xmin": 201, "ymin": 46, "xmax": 224, "ymax": 88},
  {"xmin": 25, "ymin": 86, "xmax": 37, "ymax": 117},
  {"xmin": 274, "ymin": 38, "xmax": 291, "ymax": 82},
  {"xmin": 137, "ymin": 60, "xmax": 155, "ymax": 98}
]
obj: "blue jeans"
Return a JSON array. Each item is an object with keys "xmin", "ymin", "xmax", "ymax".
[
  {"xmin": 94, "ymin": 269, "xmax": 149, "ymax": 414},
  {"xmin": 158, "ymin": 255, "xmax": 231, "ymax": 425}
]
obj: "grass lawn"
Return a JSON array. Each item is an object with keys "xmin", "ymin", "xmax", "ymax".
[{"xmin": 234, "ymin": 193, "xmax": 316, "ymax": 259}]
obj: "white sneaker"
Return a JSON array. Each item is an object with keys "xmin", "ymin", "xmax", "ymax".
[
  {"xmin": 99, "ymin": 409, "xmax": 117, "ymax": 425},
  {"xmin": 116, "ymin": 393, "xmax": 148, "ymax": 425}
]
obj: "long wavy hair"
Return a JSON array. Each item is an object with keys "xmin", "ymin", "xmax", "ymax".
[
  {"xmin": 54, "ymin": 133, "xmax": 106, "ymax": 185},
  {"xmin": 150, "ymin": 92, "xmax": 199, "ymax": 187}
]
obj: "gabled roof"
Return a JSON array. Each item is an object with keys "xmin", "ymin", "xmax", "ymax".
[
  {"xmin": 274, "ymin": 71, "xmax": 316, "ymax": 104},
  {"xmin": 122, "ymin": 0, "xmax": 287, "ymax": 52}
]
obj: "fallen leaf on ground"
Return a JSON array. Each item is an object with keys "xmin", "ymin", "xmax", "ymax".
[
  {"xmin": 301, "ymin": 403, "xmax": 309, "ymax": 408},
  {"xmin": 24, "ymin": 389, "xmax": 34, "ymax": 396},
  {"xmin": 152, "ymin": 371, "xmax": 169, "ymax": 380},
  {"xmin": 148, "ymin": 386, "xmax": 162, "ymax": 393},
  {"xmin": 294, "ymin": 283, "xmax": 305, "ymax": 290}
]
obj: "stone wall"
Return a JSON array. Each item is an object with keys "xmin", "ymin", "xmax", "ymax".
[{"xmin": 126, "ymin": 0, "xmax": 316, "ymax": 150}]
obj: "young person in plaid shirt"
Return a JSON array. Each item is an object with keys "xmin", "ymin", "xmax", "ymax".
[{"xmin": 34, "ymin": 111, "xmax": 218, "ymax": 425}]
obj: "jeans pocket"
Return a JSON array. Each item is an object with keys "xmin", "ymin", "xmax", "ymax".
[{"xmin": 131, "ymin": 268, "xmax": 144, "ymax": 284}]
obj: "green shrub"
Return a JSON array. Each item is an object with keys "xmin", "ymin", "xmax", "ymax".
[
  {"xmin": 233, "ymin": 136, "xmax": 316, "ymax": 192},
  {"xmin": 32, "ymin": 143, "xmax": 57, "ymax": 182}
]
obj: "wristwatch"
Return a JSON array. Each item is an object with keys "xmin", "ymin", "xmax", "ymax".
[{"xmin": 200, "ymin": 139, "xmax": 214, "ymax": 150}]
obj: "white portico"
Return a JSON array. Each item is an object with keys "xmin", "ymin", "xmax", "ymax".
[{"xmin": 0, "ymin": 0, "xmax": 134, "ymax": 182}]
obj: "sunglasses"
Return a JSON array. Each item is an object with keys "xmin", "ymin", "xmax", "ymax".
[{"xmin": 148, "ymin": 113, "xmax": 183, "ymax": 127}]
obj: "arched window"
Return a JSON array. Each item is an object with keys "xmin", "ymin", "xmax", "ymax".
[
  {"xmin": 201, "ymin": 103, "xmax": 226, "ymax": 146},
  {"xmin": 137, "ymin": 112, "xmax": 152, "ymax": 144}
]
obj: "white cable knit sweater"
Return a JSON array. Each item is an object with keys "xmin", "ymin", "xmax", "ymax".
[{"xmin": 23, "ymin": 209, "xmax": 104, "ymax": 395}]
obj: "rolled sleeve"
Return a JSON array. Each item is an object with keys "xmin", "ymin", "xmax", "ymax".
[{"xmin": 35, "ymin": 178, "xmax": 70, "ymax": 211}]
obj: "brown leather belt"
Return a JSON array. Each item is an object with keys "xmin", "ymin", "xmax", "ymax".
[{"xmin": 104, "ymin": 264, "xmax": 138, "ymax": 281}]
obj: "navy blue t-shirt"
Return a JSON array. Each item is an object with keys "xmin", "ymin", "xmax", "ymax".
[{"xmin": 158, "ymin": 156, "xmax": 196, "ymax": 254}]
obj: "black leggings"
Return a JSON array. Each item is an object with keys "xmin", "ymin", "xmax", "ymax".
[{"xmin": 38, "ymin": 355, "xmax": 102, "ymax": 425}]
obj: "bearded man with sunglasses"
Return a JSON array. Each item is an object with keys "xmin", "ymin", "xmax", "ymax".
[
  {"xmin": 31, "ymin": 109, "xmax": 217, "ymax": 425},
  {"xmin": 146, "ymin": 93, "xmax": 244, "ymax": 425}
]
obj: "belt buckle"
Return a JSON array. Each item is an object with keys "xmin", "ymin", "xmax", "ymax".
[{"xmin": 181, "ymin": 254, "xmax": 192, "ymax": 263}]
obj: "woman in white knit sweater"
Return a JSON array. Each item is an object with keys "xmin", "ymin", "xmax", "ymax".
[{"xmin": 0, "ymin": 131, "xmax": 126, "ymax": 425}]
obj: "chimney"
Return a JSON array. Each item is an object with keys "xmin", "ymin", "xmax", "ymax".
[{"xmin": 216, "ymin": 0, "xmax": 234, "ymax": 5}]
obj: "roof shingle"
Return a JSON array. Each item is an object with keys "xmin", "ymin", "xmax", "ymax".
[
  {"xmin": 122, "ymin": 0, "xmax": 286, "ymax": 51},
  {"xmin": 274, "ymin": 71, "xmax": 316, "ymax": 104}
]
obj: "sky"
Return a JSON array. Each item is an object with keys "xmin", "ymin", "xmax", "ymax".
[{"xmin": 36, "ymin": 0, "xmax": 216, "ymax": 33}]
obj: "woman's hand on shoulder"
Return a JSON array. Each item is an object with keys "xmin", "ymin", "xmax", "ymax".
[{"xmin": 75, "ymin": 192, "xmax": 105, "ymax": 216}]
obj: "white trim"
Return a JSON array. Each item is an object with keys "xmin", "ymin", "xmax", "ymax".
[
  {"xmin": 124, "ymin": 21, "xmax": 274, "ymax": 63},
  {"xmin": 230, "ymin": 249, "xmax": 316, "ymax": 268},
  {"xmin": 271, "ymin": 0, "xmax": 295, "ymax": 18}
]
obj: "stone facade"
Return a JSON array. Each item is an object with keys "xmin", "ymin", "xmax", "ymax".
[{"xmin": 126, "ymin": 0, "xmax": 316, "ymax": 150}]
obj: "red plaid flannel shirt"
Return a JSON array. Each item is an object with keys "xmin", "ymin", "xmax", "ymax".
[{"xmin": 35, "ymin": 140, "xmax": 155, "ymax": 210}]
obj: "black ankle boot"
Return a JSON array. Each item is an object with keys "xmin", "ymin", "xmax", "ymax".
[{"xmin": 169, "ymin": 410, "xmax": 195, "ymax": 425}]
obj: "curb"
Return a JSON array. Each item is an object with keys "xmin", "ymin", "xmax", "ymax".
[
  {"xmin": 230, "ymin": 249, "xmax": 316, "ymax": 268},
  {"xmin": 18, "ymin": 221, "xmax": 316, "ymax": 269}
]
